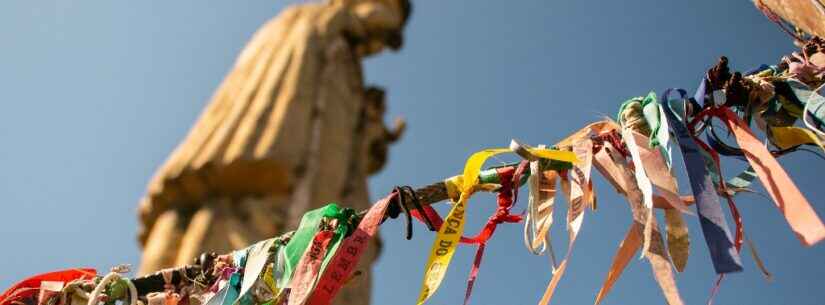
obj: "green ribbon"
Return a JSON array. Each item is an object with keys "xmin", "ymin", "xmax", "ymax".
[
  {"xmin": 221, "ymin": 273, "xmax": 241, "ymax": 305},
  {"xmin": 320, "ymin": 207, "xmax": 354, "ymax": 273},
  {"xmin": 726, "ymin": 167, "xmax": 757, "ymax": 193},
  {"xmin": 643, "ymin": 92, "xmax": 674, "ymax": 167},
  {"xmin": 105, "ymin": 279, "xmax": 129, "ymax": 302},
  {"xmin": 619, "ymin": 92, "xmax": 672, "ymax": 167},
  {"xmin": 277, "ymin": 203, "xmax": 354, "ymax": 289}
]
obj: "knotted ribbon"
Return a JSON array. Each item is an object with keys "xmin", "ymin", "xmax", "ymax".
[
  {"xmin": 461, "ymin": 164, "xmax": 526, "ymax": 305},
  {"xmin": 306, "ymin": 192, "xmax": 397, "ymax": 305},
  {"xmin": 416, "ymin": 147, "xmax": 577, "ymax": 305},
  {"xmin": 288, "ymin": 205, "xmax": 354, "ymax": 305}
]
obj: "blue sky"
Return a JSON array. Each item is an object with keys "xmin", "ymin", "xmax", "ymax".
[{"xmin": 1, "ymin": 1, "xmax": 823, "ymax": 304}]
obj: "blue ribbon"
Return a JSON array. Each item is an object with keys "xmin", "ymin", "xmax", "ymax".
[
  {"xmin": 204, "ymin": 272, "xmax": 242, "ymax": 305},
  {"xmin": 660, "ymin": 88, "xmax": 743, "ymax": 274}
]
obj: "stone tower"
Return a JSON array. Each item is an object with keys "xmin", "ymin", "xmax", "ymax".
[{"xmin": 136, "ymin": 1, "xmax": 410, "ymax": 303}]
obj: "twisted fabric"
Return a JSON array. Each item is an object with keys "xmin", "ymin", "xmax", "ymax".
[{"xmin": 461, "ymin": 163, "xmax": 527, "ymax": 305}]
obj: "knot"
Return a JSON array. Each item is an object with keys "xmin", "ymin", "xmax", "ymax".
[
  {"xmin": 386, "ymin": 186, "xmax": 436, "ymax": 240},
  {"xmin": 490, "ymin": 208, "xmax": 522, "ymax": 225},
  {"xmin": 724, "ymin": 72, "xmax": 750, "ymax": 108},
  {"xmin": 462, "ymin": 162, "xmax": 526, "ymax": 248},
  {"xmin": 488, "ymin": 164, "xmax": 524, "ymax": 225},
  {"xmin": 618, "ymin": 99, "xmax": 652, "ymax": 136},
  {"xmin": 490, "ymin": 209, "xmax": 508, "ymax": 224},
  {"xmin": 744, "ymin": 73, "xmax": 775, "ymax": 107},
  {"xmin": 708, "ymin": 56, "xmax": 732, "ymax": 91}
]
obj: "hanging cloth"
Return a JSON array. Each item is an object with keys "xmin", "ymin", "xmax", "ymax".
[
  {"xmin": 203, "ymin": 271, "xmax": 240, "ymax": 305},
  {"xmin": 661, "ymin": 88, "xmax": 743, "ymax": 274},
  {"xmin": 591, "ymin": 138, "xmax": 684, "ymax": 305},
  {"xmin": 306, "ymin": 192, "xmax": 397, "ymax": 305},
  {"xmin": 237, "ymin": 239, "xmax": 279, "ymax": 305},
  {"xmin": 278, "ymin": 204, "xmax": 351, "ymax": 289},
  {"xmin": 696, "ymin": 106, "xmax": 825, "ymax": 245},
  {"xmin": 415, "ymin": 147, "xmax": 577, "ymax": 305},
  {"xmin": 414, "ymin": 148, "xmax": 508, "ymax": 305},
  {"xmin": 537, "ymin": 139, "xmax": 594, "ymax": 305},
  {"xmin": 287, "ymin": 205, "xmax": 354, "ymax": 305},
  {"xmin": 629, "ymin": 130, "xmax": 691, "ymax": 272},
  {"xmin": 617, "ymin": 92, "xmax": 673, "ymax": 166},
  {"xmin": 461, "ymin": 163, "xmax": 527, "ymax": 305}
]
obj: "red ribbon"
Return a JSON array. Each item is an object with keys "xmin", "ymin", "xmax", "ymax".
[
  {"xmin": 288, "ymin": 230, "xmax": 335, "ymax": 305},
  {"xmin": 404, "ymin": 164, "xmax": 527, "ymax": 305},
  {"xmin": 305, "ymin": 193, "xmax": 396, "ymax": 305},
  {"xmin": 462, "ymin": 166, "xmax": 525, "ymax": 244},
  {"xmin": 405, "ymin": 164, "xmax": 527, "ymax": 305},
  {"xmin": 409, "ymin": 207, "xmax": 476, "ymax": 243},
  {"xmin": 461, "ymin": 163, "xmax": 527, "ymax": 305},
  {"xmin": 0, "ymin": 268, "xmax": 96, "ymax": 305}
]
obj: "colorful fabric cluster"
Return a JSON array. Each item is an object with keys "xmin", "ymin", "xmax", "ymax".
[{"xmin": 3, "ymin": 37, "xmax": 825, "ymax": 305}]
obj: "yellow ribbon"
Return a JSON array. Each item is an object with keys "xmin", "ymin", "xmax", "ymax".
[
  {"xmin": 415, "ymin": 148, "xmax": 507, "ymax": 305},
  {"xmin": 770, "ymin": 126, "xmax": 825, "ymax": 152},
  {"xmin": 416, "ymin": 148, "xmax": 576, "ymax": 305},
  {"xmin": 443, "ymin": 175, "xmax": 464, "ymax": 202},
  {"xmin": 525, "ymin": 147, "xmax": 580, "ymax": 163}
]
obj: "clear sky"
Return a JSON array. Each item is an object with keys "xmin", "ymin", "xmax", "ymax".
[{"xmin": 1, "ymin": 1, "xmax": 823, "ymax": 304}]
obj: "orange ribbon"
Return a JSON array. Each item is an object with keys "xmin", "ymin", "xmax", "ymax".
[{"xmin": 716, "ymin": 107, "xmax": 825, "ymax": 246}]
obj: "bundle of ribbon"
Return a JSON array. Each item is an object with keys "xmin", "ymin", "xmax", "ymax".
[{"xmin": 3, "ymin": 35, "xmax": 825, "ymax": 305}]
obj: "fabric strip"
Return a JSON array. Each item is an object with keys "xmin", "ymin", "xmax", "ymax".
[
  {"xmin": 537, "ymin": 174, "xmax": 586, "ymax": 305},
  {"xmin": 415, "ymin": 148, "xmax": 508, "ymax": 305},
  {"xmin": 661, "ymin": 89, "xmax": 742, "ymax": 274},
  {"xmin": 622, "ymin": 128, "xmax": 655, "ymax": 257},
  {"xmin": 717, "ymin": 107, "xmax": 825, "ymax": 245},
  {"xmin": 593, "ymin": 223, "xmax": 642, "ymax": 305},
  {"xmin": 306, "ymin": 193, "xmax": 396, "ymax": 305},
  {"xmin": 537, "ymin": 140, "xmax": 594, "ymax": 305},
  {"xmin": 664, "ymin": 209, "xmax": 690, "ymax": 272},
  {"xmin": 606, "ymin": 144, "xmax": 684, "ymax": 305},
  {"xmin": 287, "ymin": 230, "xmax": 334, "ymax": 305}
]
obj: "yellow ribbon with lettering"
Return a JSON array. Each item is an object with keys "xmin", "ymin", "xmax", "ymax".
[{"xmin": 416, "ymin": 148, "xmax": 577, "ymax": 305}]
